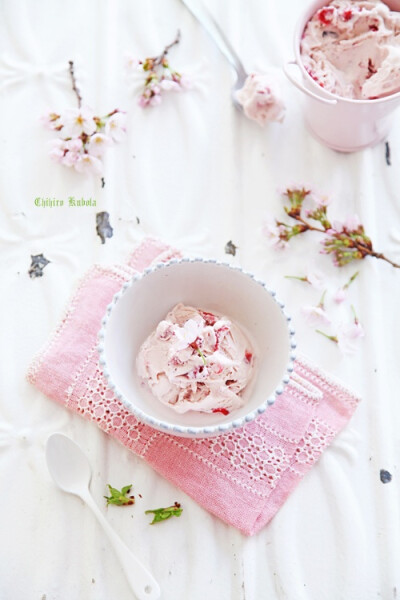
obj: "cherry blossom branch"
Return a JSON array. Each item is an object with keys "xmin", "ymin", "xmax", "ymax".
[
  {"xmin": 152, "ymin": 30, "xmax": 181, "ymax": 67},
  {"xmin": 322, "ymin": 227, "xmax": 400, "ymax": 268},
  {"xmin": 141, "ymin": 30, "xmax": 181, "ymax": 71},
  {"xmin": 68, "ymin": 60, "xmax": 82, "ymax": 108},
  {"xmin": 363, "ymin": 250, "xmax": 400, "ymax": 268},
  {"xmin": 265, "ymin": 187, "xmax": 400, "ymax": 269},
  {"xmin": 42, "ymin": 69, "xmax": 126, "ymax": 175},
  {"xmin": 127, "ymin": 30, "xmax": 191, "ymax": 108}
]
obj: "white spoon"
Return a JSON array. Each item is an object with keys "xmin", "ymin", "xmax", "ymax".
[{"xmin": 46, "ymin": 433, "xmax": 160, "ymax": 600}]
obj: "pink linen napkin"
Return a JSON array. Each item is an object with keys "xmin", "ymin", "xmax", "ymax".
[{"xmin": 28, "ymin": 237, "xmax": 361, "ymax": 536}]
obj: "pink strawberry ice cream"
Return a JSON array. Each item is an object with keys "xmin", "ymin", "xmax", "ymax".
[
  {"xmin": 235, "ymin": 73, "xmax": 285, "ymax": 125},
  {"xmin": 136, "ymin": 303, "xmax": 255, "ymax": 415},
  {"xmin": 301, "ymin": 0, "xmax": 400, "ymax": 99}
]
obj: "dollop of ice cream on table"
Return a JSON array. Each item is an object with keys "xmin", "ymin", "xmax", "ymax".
[
  {"xmin": 136, "ymin": 303, "xmax": 255, "ymax": 414},
  {"xmin": 235, "ymin": 73, "xmax": 285, "ymax": 125},
  {"xmin": 301, "ymin": 0, "xmax": 400, "ymax": 99}
]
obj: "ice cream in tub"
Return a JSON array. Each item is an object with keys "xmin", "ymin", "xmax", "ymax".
[{"xmin": 284, "ymin": 0, "xmax": 400, "ymax": 151}]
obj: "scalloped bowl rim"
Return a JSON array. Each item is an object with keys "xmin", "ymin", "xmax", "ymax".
[{"xmin": 97, "ymin": 258, "xmax": 297, "ymax": 437}]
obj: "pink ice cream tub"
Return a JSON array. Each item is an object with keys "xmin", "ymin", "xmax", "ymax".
[{"xmin": 284, "ymin": 0, "xmax": 400, "ymax": 152}]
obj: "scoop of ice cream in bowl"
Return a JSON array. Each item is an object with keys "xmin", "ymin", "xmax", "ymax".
[{"xmin": 98, "ymin": 259, "xmax": 296, "ymax": 438}]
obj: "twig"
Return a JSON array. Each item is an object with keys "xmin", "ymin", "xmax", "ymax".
[
  {"xmin": 369, "ymin": 251, "xmax": 400, "ymax": 268},
  {"xmin": 298, "ymin": 215, "xmax": 400, "ymax": 268},
  {"xmin": 153, "ymin": 30, "xmax": 181, "ymax": 66},
  {"xmin": 68, "ymin": 60, "xmax": 82, "ymax": 108},
  {"xmin": 292, "ymin": 215, "xmax": 326, "ymax": 234},
  {"xmin": 284, "ymin": 204, "xmax": 400, "ymax": 268}
]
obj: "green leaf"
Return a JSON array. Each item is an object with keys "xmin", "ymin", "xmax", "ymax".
[
  {"xmin": 145, "ymin": 502, "xmax": 183, "ymax": 524},
  {"xmin": 104, "ymin": 484, "xmax": 135, "ymax": 506}
]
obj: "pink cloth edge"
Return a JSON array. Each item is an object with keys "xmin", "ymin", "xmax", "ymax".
[{"xmin": 27, "ymin": 237, "xmax": 181, "ymax": 387}]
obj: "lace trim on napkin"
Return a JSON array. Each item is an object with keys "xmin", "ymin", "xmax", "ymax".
[{"xmin": 64, "ymin": 348, "xmax": 358, "ymax": 500}]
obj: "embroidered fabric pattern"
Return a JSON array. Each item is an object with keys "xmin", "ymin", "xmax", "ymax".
[
  {"xmin": 69, "ymin": 353, "xmax": 342, "ymax": 499},
  {"xmin": 207, "ymin": 434, "xmax": 291, "ymax": 488},
  {"xmin": 84, "ymin": 376, "xmax": 290, "ymax": 491},
  {"xmin": 74, "ymin": 354, "xmax": 294, "ymax": 493},
  {"xmin": 294, "ymin": 417, "xmax": 336, "ymax": 465},
  {"xmin": 75, "ymin": 365, "xmax": 157, "ymax": 458}
]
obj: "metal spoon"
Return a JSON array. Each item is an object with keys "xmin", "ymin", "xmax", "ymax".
[
  {"xmin": 46, "ymin": 433, "xmax": 160, "ymax": 600},
  {"xmin": 179, "ymin": 0, "xmax": 247, "ymax": 108}
]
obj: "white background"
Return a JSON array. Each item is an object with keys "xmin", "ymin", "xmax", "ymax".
[{"xmin": 1, "ymin": 1, "xmax": 399, "ymax": 599}]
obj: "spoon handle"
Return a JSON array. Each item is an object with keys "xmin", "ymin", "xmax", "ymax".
[
  {"xmin": 82, "ymin": 491, "xmax": 160, "ymax": 600},
  {"xmin": 180, "ymin": 0, "xmax": 247, "ymax": 80}
]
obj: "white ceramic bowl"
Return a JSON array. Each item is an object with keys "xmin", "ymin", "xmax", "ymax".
[{"xmin": 98, "ymin": 259, "xmax": 296, "ymax": 438}]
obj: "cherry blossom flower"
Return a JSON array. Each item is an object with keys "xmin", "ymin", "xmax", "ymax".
[
  {"xmin": 174, "ymin": 319, "xmax": 203, "ymax": 351},
  {"xmin": 104, "ymin": 112, "xmax": 127, "ymax": 142},
  {"xmin": 344, "ymin": 214, "xmax": 361, "ymax": 230},
  {"xmin": 62, "ymin": 151, "xmax": 81, "ymax": 167},
  {"xmin": 302, "ymin": 305, "xmax": 331, "ymax": 327},
  {"xmin": 125, "ymin": 54, "xmax": 140, "ymax": 72},
  {"xmin": 316, "ymin": 306, "xmax": 364, "ymax": 355},
  {"xmin": 64, "ymin": 138, "xmax": 83, "ymax": 153},
  {"xmin": 285, "ymin": 264, "xmax": 326, "ymax": 289},
  {"xmin": 61, "ymin": 106, "xmax": 97, "ymax": 137},
  {"xmin": 48, "ymin": 139, "xmax": 65, "ymax": 162},
  {"xmin": 178, "ymin": 74, "xmax": 193, "ymax": 90},
  {"xmin": 330, "ymin": 221, "xmax": 344, "ymax": 233},
  {"xmin": 315, "ymin": 194, "xmax": 332, "ymax": 209},
  {"xmin": 263, "ymin": 218, "xmax": 290, "ymax": 250},
  {"xmin": 87, "ymin": 133, "xmax": 112, "ymax": 157},
  {"xmin": 160, "ymin": 79, "xmax": 181, "ymax": 92},
  {"xmin": 306, "ymin": 267, "xmax": 327, "ymax": 289},
  {"xmin": 74, "ymin": 153, "xmax": 103, "ymax": 175},
  {"xmin": 333, "ymin": 271, "xmax": 359, "ymax": 304},
  {"xmin": 333, "ymin": 288, "xmax": 347, "ymax": 304},
  {"xmin": 149, "ymin": 87, "xmax": 162, "ymax": 106},
  {"xmin": 302, "ymin": 291, "xmax": 331, "ymax": 326},
  {"xmin": 41, "ymin": 112, "xmax": 61, "ymax": 130},
  {"xmin": 336, "ymin": 321, "xmax": 365, "ymax": 355},
  {"xmin": 331, "ymin": 215, "xmax": 361, "ymax": 235},
  {"xmin": 138, "ymin": 94, "xmax": 149, "ymax": 108}
]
